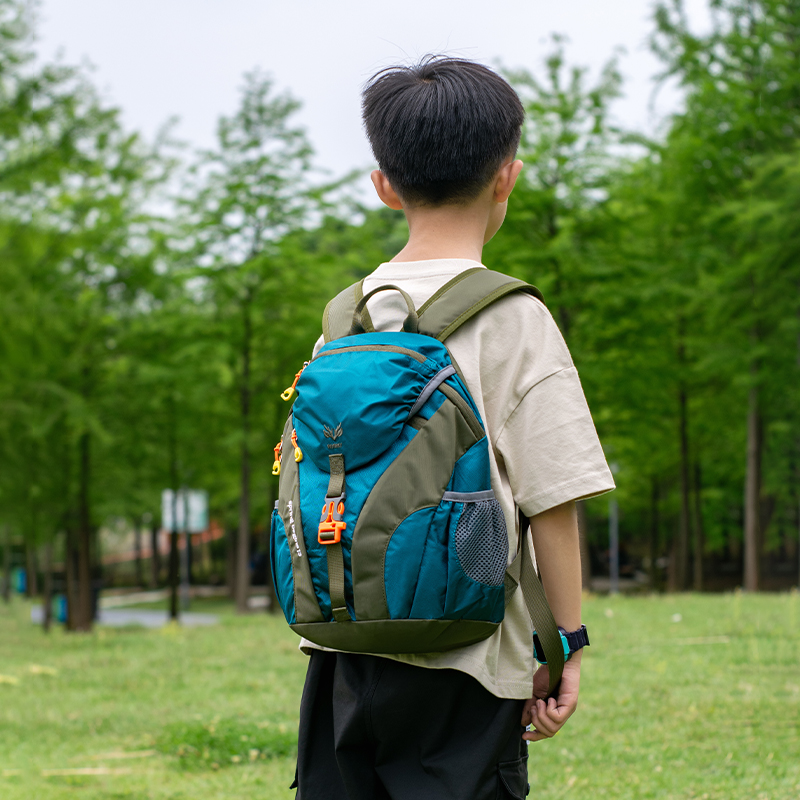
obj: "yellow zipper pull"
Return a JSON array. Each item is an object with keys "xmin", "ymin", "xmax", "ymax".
[
  {"xmin": 281, "ymin": 361, "xmax": 309, "ymax": 401},
  {"xmin": 272, "ymin": 441, "xmax": 283, "ymax": 476},
  {"xmin": 291, "ymin": 429, "xmax": 303, "ymax": 462}
]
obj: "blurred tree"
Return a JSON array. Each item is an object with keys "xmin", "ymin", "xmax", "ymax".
[
  {"xmin": 651, "ymin": 0, "xmax": 800, "ymax": 589},
  {"xmin": 182, "ymin": 70, "xmax": 324, "ymax": 612}
]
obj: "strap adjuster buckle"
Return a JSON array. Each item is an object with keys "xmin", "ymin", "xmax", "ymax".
[{"xmin": 318, "ymin": 495, "xmax": 346, "ymax": 545}]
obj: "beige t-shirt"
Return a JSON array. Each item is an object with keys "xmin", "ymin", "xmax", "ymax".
[{"xmin": 300, "ymin": 258, "xmax": 615, "ymax": 699}]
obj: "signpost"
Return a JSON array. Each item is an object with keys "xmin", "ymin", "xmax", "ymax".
[{"xmin": 161, "ymin": 490, "xmax": 208, "ymax": 618}]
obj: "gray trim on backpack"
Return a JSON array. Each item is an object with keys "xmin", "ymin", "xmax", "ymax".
[
  {"xmin": 441, "ymin": 489, "xmax": 496, "ymax": 503},
  {"xmin": 406, "ymin": 365, "xmax": 456, "ymax": 421}
]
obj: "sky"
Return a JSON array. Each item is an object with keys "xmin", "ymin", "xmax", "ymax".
[{"xmin": 34, "ymin": 0, "xmax": 714, "ymax": 193}]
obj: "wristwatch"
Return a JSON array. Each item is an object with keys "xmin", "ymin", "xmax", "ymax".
[{"xmin": 533, "ymin": 625, "xmax": 590, "ymax": 664}]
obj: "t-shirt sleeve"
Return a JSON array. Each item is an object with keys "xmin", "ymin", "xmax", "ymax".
[
  {"xmin": 496, "ymin": 367, "xmax": 615, "ymax": 516},
  {"xmin": 469, "ymin": 293, "xmax": 614, "ymax": 517}
]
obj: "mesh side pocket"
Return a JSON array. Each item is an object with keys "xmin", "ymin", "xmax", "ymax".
[{"xmin": 454, "ymin": 499, "xmax": 508, "ymax": 586}]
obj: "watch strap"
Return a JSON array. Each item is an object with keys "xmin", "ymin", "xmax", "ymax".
[
  {"xmin": 534, "ymin": 625, "xmax": 589, "ymax": 663},
  {"xmin": 560, "ymin": 624, "xmax": 590, "ymax": 653}
]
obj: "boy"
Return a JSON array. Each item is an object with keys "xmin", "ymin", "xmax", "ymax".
[{"xmin": 294, "ymin": 57, "xmax": 614, "ymax": 800}]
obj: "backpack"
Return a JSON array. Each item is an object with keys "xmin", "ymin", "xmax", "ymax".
[{"xmin": 270, "ymin": 267, "xmax": 565, "ymax": 695}]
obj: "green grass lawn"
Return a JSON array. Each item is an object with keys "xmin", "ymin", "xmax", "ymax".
[{"xmin": 1, "ymin": 592, "xmax": 798, "ymax": 799}]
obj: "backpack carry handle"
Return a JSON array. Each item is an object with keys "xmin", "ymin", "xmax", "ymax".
[{"xmin": 350, "ymin": 284, "xmax": 419, "ymax": 335}]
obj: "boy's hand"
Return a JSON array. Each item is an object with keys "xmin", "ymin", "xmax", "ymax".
[{"xmin": 521, "ymin": 657, "xmax": 581, "ymax": 742}]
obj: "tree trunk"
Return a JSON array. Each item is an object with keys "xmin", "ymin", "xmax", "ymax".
[
  {"xmin": 667, "ymin": 535, "xmax": 678, "ymax": 593},
  {"xmin": 65, "ymin": 529, "xmax": 77, "ymax": 631},
  {"xmin": 134, "ymin": 523, "xmax": 143, "ymax": 587},
  {"xmin": 676, "ymin": 382, "xmax": 692, "ymax": 592},
  {"xmin": 576, "ymin": 500, "xmax": 591, "ymax": 591},
  {"xmin": 236, "ymin": 432, "xmax": 252, "ymax": 613},
  {"xmin": 167, "ymin": 392, "xmax": 180, "ymax": 620},
  {"xmin": 1, "ymin": 525, "xmax": 10, "ymax": 603},
  {"xmin": 150, "ymin": 524, "xmax": 160, "ymax": 588},
  {"xmin": 692, "ymin": 462, "xmax": 705, "ymax": 592},
  {"xmin": 796, "ymin": 446, "xmax": 800, "ymax": 590},
  {"xmin": 25, "ymin": 542, "xmax": 38, "ymax": 597},
  {"xmin": 744, "ymin": 377, "xmax": 761, "ymax": 591},
  {"xmin": 42, "ymin": 541, "xmax": 54, "ymax": 633},
  {"xmin": 226, "ymin": 527, "xmax": 237, "ymax": 598},
  {"xmin": 236, "ymin": 297, "xmax": 253, "ymax": 614},
  {"xmin": 649, "ymin": 478, "xmax": 660, "ymax": 591},
  {"xmin": 168, "ymin": 529, "xmax": 179, "ymax": 619},
  {"xmin": 75, "ymin": 431, "xmax": 93, "ymax": 631}
]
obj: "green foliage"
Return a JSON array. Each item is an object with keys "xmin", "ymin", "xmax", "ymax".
[{"xmin": 2, "ymin": 0, "xmax": 800, "ymax": 592}]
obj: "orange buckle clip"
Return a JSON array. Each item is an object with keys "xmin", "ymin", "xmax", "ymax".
[{"xmin": 318, "ymin": 498, "xmax": 346, "ymax": 545}]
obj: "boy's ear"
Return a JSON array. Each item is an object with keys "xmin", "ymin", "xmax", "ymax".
[
  {"xmin": 493, "ymin": 159, "xmax": 524, "ymax": 204},
  {"xmin": 371, "ymin": 170, "xmax": 404, "ymax": 210}
]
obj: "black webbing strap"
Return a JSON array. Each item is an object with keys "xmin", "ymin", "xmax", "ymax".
[
  {"xmin": 516, "ymin": 514, "xmax": 564, "ymax": 699},
  {"xmin": 325, "ymin": 454, "xmax": 349, "ymax": 623}
]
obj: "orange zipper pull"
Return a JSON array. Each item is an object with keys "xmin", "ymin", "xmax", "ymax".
[
  {"xmin": 291, "ymin": 429, "xmax": 303, "ymax": 462},
  {"xmin": 281, "ymin": 361, "xmax": 309, "ymax": 401},
  {"xmin": 272, "ymin": 440, "xmax": 283, "ymax": 476}
]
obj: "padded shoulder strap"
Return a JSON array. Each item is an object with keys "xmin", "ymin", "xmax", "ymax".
[
  {"xmin": 417, "ymin": 269, "xmax": 544, "ymax": 341},
  {"xmin": 322, "ymin": 280, "xmax": 374, "ymax": 343}
]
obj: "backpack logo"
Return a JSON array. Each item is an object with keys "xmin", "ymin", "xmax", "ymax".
[{"xmin": 323, "ymin": 423, "xmax": 343, "ymax": 441}]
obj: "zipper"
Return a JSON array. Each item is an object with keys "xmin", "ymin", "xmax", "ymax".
[{"xmin": 317, "ymin": 344, "xmax": 427, "ymax": 364}]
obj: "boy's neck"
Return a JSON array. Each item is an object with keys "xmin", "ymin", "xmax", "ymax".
[{"xmin": 390, "ymin": 202, "xmax": 490, "ymax": 263}]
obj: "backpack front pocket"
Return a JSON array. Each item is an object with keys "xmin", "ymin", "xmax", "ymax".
[
  {"xmin": 442, "ymin": 490, "xmax": 507, "ymax": 623},
  {"xmin": 381, "ymin": 491, "xmax": 507, "ymax": 624}
]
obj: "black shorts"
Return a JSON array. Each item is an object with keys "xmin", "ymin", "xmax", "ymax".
[{"xmin": 293, "ymin": 650, "xmax": 530, "ymax": 800}]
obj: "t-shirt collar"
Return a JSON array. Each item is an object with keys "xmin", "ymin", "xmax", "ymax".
[{"xmin": 370, "ymin": 258, "xmax": 485, "ymax": 280}]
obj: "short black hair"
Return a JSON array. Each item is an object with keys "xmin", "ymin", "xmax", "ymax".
[{"xmin": 362, "ymin": 56, "xmax": 524, "ymax": 207}]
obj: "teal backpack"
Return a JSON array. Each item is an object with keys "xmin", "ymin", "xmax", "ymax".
[{"xmin": 270, "ymin": 268, "xmax": 565, "ymax": 694}]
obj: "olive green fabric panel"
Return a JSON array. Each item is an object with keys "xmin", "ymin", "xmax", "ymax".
[
  {"xmin": 416, "ymin": 267, "xmax": 484, "ymax": 315},
  {"xmin": 322, "ymin": 283, "xmax": 362, "ymax": 343},
  {"xmin": 351, "ymin": 400, "xmax": 481, "ymax": 620},
  {"xmin": 438, "ymin": 383, "xmax": 484, "ymax": 439},
  {"xmin": 291, "ymin": 618, "xmax": 499, "ymax": 653},
  {"xmin": 416, "ymin": 270, "xmax": 544, "ymax": 341},
  {"xmin": 277, "ymin": 417, "xmax": 325, "ymax": 624}
]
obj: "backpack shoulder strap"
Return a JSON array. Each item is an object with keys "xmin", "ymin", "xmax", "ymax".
[
  {"xmin": 322, "ymin": 279, "xmax": 375, "ymax": 343},
  {"xmin": 504, "ymin": 514, "xmax": 564, "ymax": 699},
  {"xmin": 417, "ymin": 268, "xmax": 544, "ymax": 341}
]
